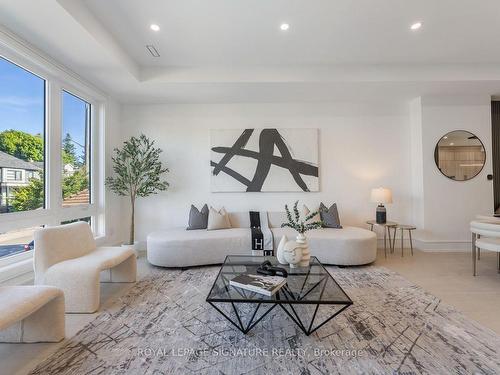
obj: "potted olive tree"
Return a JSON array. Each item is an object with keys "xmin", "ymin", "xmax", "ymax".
[{"xmin": 106, "ymin": 134, "xmax": 169, "ymax": 251}]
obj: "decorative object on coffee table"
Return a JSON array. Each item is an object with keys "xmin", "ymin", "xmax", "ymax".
[
  {"xmin": 370, "ymin": 187, "xmax": 393, "ymax": 224},
  {"xmin": 280, "ymin": 201, "xmax": 322, "ymax": 267},
  {"xmin": 106, "ymin": 134, "xmax": 169, "ymax": 250}
]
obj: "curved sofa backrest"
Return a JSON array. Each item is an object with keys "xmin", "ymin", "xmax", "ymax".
[
  {"xmin": 268, "ymin": 212, "xmax": 288, "ymax": 228},
  {"xmin": 33, "ymin": 222, "xmax": 96, "ymax": 283},
  {"xmin": 227, "ymin": 211, "xmax": 287, "ymax": 228}
]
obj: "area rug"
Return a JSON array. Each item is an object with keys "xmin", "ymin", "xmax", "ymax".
[{"xmin": 29, "ymin": 265, "xmax": 500, "ymax": 374}]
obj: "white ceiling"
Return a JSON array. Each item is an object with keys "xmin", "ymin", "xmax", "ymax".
[
  {"xmin": 85, "ymin": 0, "xmax": 500, "ymax": 66},
  {"xmin": 1, "ymin": 0, "xmax": 500, "ymax": 103}
]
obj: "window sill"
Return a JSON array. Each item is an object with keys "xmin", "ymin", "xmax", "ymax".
[{"xmin": 0, "ymin": 254, "xmax": 33, "ymax": 284}]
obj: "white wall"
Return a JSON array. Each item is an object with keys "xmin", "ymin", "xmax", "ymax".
[
  {"xmin": 119, "ymin": 102, "xmax": 412, "ymax": 243},
  {"xmin": 101, "ymin": 98, "xmax": 125, "ymax": 245},
  {"xmin": 415, "ymin": 96, "xmax": 493, "ymax": 250}
]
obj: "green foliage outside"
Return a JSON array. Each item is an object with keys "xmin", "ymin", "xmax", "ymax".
[
  {"xmin": 62, "ymin": 133, "xmax": 77, "ymax": 166},
  {"xmin": 62, "ymin": 167, "xmax": 88, "ymax": 198},
  {"xmin": 0, "ymin": 129, "xmax": 89, "ymax": 212},
  {"xmin": 0, "ymin": 130, "xmax": 44, "ymax": 161},
  {"xmin": 10, "ymin": 174, "xmax": 45, "ymax": 212}
]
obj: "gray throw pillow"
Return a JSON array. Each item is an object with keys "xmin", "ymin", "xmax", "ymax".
[
  {"xmin": 319, "ymin": 202, "xmax": 342, "ymax": 229},
  {"xmin": 187, "ymin": 204, "xmax": 209, "ymax": 230}
]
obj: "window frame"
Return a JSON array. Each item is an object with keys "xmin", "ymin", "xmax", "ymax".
[{"xmin": 0, "ymin": 32, "xmax": 107, "ymax": 269}]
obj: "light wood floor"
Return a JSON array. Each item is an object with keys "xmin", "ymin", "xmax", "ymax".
[
  {"xmin": 376, "ymin": 248, "xmax": 500, "ymax": 335},
  {"xmin": 1, "ymin": 249, "xmax": 499, "ymax": 375}
]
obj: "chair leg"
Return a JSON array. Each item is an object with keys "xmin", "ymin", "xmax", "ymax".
[
  {"xmin": 109, "ymin": 255, "xmax": 137, "ymax": 283},
  {"xmin": 497, "ymin": 253, "xmax": 500, "ymax": 273},
  {"xmin": 472, "ymin": 232, "xmax": 477, "ymax": 276}
]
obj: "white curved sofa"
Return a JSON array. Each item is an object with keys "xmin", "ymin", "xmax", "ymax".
[{"xmin": 147, "ymin": 212, "xmax": 377, "ymax": 267}]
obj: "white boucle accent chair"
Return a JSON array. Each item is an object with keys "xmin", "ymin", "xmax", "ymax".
[
  {"xmin": 34, "ymin": 222, "xmax": 137, "ymax": 313},
  {"xmin": 0, "ymin": 286, "xmax": 65, "ymax": 343}
]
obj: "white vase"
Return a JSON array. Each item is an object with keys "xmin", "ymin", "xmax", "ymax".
[
  {"xmin": 296, "ymin": 233, "xmax": 310, "ymax": 267},
  {"xmin": 276, "ymin": 235, "xmax": 288, "ymax": 265}
]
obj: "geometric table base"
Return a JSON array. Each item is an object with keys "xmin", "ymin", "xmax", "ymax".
[
  {"xmin": 279, "ymin": 303, "xmax": 351, "ymax": 336},
  {"xmin": 207, "ymin": 301, "xmax": 277, "ymax": 334},
  {"xmin": 208, "ymin": 300, "xmax": 350, "ymax": 336}
]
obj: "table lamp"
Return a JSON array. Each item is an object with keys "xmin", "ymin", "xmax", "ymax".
[{"xmin": 370, "ymin": 188, "xmax": 392, "ymax": 224}]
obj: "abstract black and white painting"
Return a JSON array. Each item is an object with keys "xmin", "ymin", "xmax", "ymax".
[{"xmin": 210, "ymin": 128, "xmax": 319, "ymax": 192}]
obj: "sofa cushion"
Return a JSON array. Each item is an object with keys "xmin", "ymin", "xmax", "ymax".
[
  {"xmin": 303, "ymin": 205, "xmax": 321, "ymax": 223},
  {"xmin": 46, "ymin": 246, "xmax": 135, "ymax": 276},
  {"xmin": 147, "ymin": 228, "xmax": 251, "ymax": 267},
  {"xmin": 319, "ymin": 202, "xmax": 342, "ymax": 229},
  {"xmin": 187, "ymin": 204, "xmax": 209, "ymax": 230},
  {"xmin": 207, "ymin": 207, "xmax": 232, "ymax": 230}
]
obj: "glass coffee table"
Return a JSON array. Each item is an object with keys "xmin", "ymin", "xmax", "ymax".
[{"xmin": 206, "ymin": 255, "xmax": 352, "ymax": 336}]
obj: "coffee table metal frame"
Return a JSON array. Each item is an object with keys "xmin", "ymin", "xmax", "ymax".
[{"xmin": 206, "ymin": 255, "xmax": 353, "ymax": 336}]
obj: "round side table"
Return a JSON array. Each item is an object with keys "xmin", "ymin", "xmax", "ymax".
[
  {"xmin": 396, "ymin": 225, "xmax": 416, "ymax": 257},
  {"xmin": 366, "ymin": 220, "xmax": 398, "ymax": 258}
]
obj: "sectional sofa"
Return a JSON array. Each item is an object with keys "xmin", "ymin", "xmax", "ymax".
[{"xmin": 147, "ymin": 212, "xmax": 377, "ymax": 267}]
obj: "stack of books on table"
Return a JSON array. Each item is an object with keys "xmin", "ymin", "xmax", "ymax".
[{"xmin": 229, "ymin": 274, "xmax": 286, "ymax": 296}]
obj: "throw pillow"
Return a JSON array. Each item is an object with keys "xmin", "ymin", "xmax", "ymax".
[
  {"xmin": 302, "ymin": 205, "xmax": 321, "ymax": 223},
  {"xmin": 186, "ymin": 204, "xmax": 209, "ymax": 230},
  {"xmin": 319, "ymin": 202, "xmax": 342, "ymax": 229},
  {"xmin": 207, "ymin": 207, "xmax": 232, "ymax": 230}
]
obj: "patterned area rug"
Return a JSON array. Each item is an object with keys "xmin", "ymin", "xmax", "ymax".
[{"xmin": 30, "ymin": 265, "xmax": 500, "ymax": 375}]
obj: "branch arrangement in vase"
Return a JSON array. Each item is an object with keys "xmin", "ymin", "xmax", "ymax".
[
  {"xmin": 105, "ymin": 134, "xmax": 169, "ymax": 245},
  {"xmin": 281, "ymin": 201, "xmax": 323, "ymax": 234}
]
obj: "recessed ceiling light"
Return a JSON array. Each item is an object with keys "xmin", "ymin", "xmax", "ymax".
[
  {"xmin": 410, "ymin": 22, "xmax": 422, "ymax": 31},
  {"xmin": 150, "ymin": 24, "xmax": 160, "ymax": 32},
  {"xmin": 280, "ymin": 23, "xmax": 290, "ymax": 31},
  {"xmin": 450, "ymin": 142, "xmax": 455, "ymax": 146}
]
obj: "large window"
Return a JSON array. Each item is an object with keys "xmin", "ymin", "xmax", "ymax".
[
  {"xmin": 0, "ymin": 47, "xmax": 104, "ymax": 265},
  {"xmin": 0, "ymin": 57, "xmax": 45, "ymax": 214},
  {"xmin": 61, "ymin": 91, "xmax": 90, "ymax": 207}
]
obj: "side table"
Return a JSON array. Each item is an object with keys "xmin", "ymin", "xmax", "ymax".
[
  {"xmin": 395, "ymin": 225, "xmax": 416, "ymax": 257},
  {"xmin": 366, "ymin": 220, "xmax": 398, "ymax": 258}
]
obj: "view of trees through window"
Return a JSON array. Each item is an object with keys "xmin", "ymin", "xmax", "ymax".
[
  {"xmin": 62, "ymin": 91, "xmax": 90, "ymax": 206},
  {"xmin": 0, "ymin": 56, "xmax": 45, "ymax": 214},
  {"xmin": 0, "ymin": 57, "xmax": 92, "ymax": 259}
]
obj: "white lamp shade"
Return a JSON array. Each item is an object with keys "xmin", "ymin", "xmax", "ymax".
[{"xmin": 370, "ymin": 188, "xmax": 393, "ymax": 204}]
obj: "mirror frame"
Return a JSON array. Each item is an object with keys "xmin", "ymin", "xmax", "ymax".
[{"xmin": 434, "ymin": 130, "xmax": 486, "ymax": 182}]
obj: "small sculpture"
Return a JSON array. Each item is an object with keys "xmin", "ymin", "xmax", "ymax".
[{"xmin": 278, "ymin": 201, "xmax": 323, "ymax": 268}]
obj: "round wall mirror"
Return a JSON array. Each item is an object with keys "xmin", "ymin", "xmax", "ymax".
[{"xmin": 434, "ymin": 130, "xmax": 486, "ymax": 181}]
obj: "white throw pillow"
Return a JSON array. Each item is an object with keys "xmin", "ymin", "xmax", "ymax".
[
  {"xmin": 302, "ymin": 205, "xmax": 321, "ymax": 223},
  {"xmin": 207, "ymin": 207, "xmax": 232, "ymax": 230}
]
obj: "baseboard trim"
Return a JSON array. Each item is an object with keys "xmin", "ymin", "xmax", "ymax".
[{"xmin": 376, "ymin": 238, "xmax": 471, "ymax": 252}]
